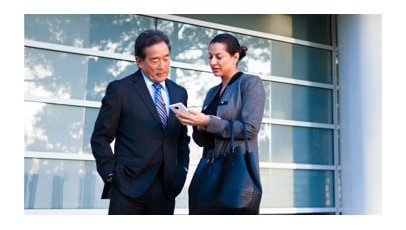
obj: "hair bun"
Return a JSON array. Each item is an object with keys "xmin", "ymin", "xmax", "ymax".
[{"xmin": 239, "ymin": 46, "xmax": 248, "ymax": 61}]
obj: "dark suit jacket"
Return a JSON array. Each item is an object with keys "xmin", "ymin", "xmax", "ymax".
[{"xmin": 91, "ymin": 69, "xmax": 190, "ymax": 199}]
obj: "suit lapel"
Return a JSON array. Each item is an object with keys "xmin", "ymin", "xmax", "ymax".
[
  {"xmin": 131, "ymin": 70, "xmax": 162, "ymax": 128},
  {"xmin": 202, "ymin": 84, "xmax": 221, "ymax": 111}
]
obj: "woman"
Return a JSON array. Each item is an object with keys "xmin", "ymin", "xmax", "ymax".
[{"xmin": 176, "ymin": 33, "xmax": 265, "ymax": 214}]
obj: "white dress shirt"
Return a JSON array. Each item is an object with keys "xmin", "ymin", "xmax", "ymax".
[{"xmin": 141, "ymin": 71, "xmax": 170, "ymax": 117}]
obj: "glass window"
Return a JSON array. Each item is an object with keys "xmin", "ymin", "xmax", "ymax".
[
  {"xmin": 24, "ymin": 158, "xmax": 109, "ymax": 209},
  {"xmin": 258, "ymin": 124, "xmax": 271, "ymax": 162},
  {"xmin": 24, "ymin": 47, "xmax": 138, "ymax": 102},
  {"xmin": 158, "ymin": 19, "xmax": 224, "ymax": 66},
  {"xmin": 187, "ymin": 126, "xmax": 204, "ymax": 164},
  {"xmin": 25, "ymin": 14, "xmax": 156, "ymax": 55},
  {"xmin": 25, "ymin": 47, "xmax": 89, "ymax": 100},
  {"xmin": 258, "ymin": 124, "xmax": 333, "ymax": 165},
  {"xmin": 271, "ymin": 125, "xmax": 334, "ymax": 165},
  {"xmin": 263, "ymin": 81, "xmax": 272, "ymax": 118},
  {"xmin": 82, "ymin": 108, "xmax": 100, "ymax": 154},
  {"xmin": 260, "ymin": 168, "xmax": 334, "ymax": 208},
  {"xmin": 169, "ymin": 68, "xmax": 221, "ymax": 109},
  {"xmin": 24, "ymin": 101, "xmax": 98, "ymax": 154},
  {"xmin": 86, "ymin": 56, "xmax": 138, "ymax": 101},
  {"xmin": 158, "ymin": 19, "xmax": 331, "ymax": 84},
  {"xmin": 25, "ymin": 14, "xmax": 91, "ymax": 48},
  {"xmin": 271, "ymin": 41, "xmax": 332, "ymax": 84},
  {"xmin": 271, "ymin": 82, "xmax": 333, "ymax": 124},
  {"xmin": 175, "ymin": 14, "xmax": 331, "ymax": 45},
  {"xmin": 232, "ymin": 33, "xmax": 273, "ymax": 76}
]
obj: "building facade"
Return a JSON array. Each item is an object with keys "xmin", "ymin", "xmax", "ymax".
[{"xmin": 24, "ymin": 14, "xmax": 381, "ymax": 214}]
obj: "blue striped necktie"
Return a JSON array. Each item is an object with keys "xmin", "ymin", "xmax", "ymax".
[{"xmin": 152, "ymin": 83, "xmax": 167, "ymax": 130}]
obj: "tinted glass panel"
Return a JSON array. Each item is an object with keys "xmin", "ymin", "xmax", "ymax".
[
  {"xmin": 271, "ymin": 125, "xmax": 334, "ymax": 165},
  {"xmin": 24, "ymin": 101, "xmax": 98, "ymax": 154},
  {"xmin": 24, "ymin": 158, "xmax": 109, "ymax": 209},
  {"xmin": 158, "ymin": 19, "xmax": 224, "ymax": 66},
  {"xmin": 271, "ymin": 41, "xmax": 332, "ymax": 83},
  {"xmin": 260, "ymin": 168, "xmax": 334, "ymax": 208},
  {"xmin": 169, "ymin": 68, "xmax": 220, "ymax": 109},
  {"xmin": 258, "ymin": 124, "xmax": 271, "ymax": 162},
  {"xmin": 25, "ymin": 14, "xmax": 155, "ymax": 55},
  {"xmin": 271, "ymin": 82, "xmax": 333, "ymax": 123},
  {"xmin": 86, "ymin": 56, "xmax": 138, "ymax": 101},
  {"xmin": 175, "ymin": 14, "xmax": 331, "ymax": 45},
  {"xmin": 24, "ymin": 47, "xmax": 138, "ymax": 101},
  {"xmin": 24, "ymin": 47, "xmax": 88, "ymax": 100},
  {"xmin": 159, "ymin": 19, "xmax": 331, "ymax": 84}
]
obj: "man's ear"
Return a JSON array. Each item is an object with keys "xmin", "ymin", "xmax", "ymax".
[{"xmin": 135, "ymin": 56, "xmax": 142, "ymax": 68}]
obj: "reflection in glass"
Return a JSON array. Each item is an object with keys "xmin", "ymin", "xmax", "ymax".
[
  {"xmin": 260, "ymin": 168, "xmax": 334, "ymax": 208},
  {"xmin": 25, "ymin": 47, "xmax": 88, "ymax": 100},
  {"xmin": 271, "ymin": 41, "xmax": 332, "ymax": 83},
  {"xmin": 175, "ymin": 14, "xmax": 331, "ymax": 45},
  {"xmin": 24, "ymin": 158, "xmax": 109, "ymax": 209},
  {"xmin": 271, "ymin": 125, "xmax": 334, "ymax": 165},
  {"xmin": 24, "ymin": 47, "xmax": 138, "ymax": 102},
  {"xmin": 86, "ymin": 57, "xmax": 138, "ymax": 101},
  {"xmin": 187, "ymin": 126, "xmax": 204, "ymax": 164},
  {"xmin": 170, "ymin": 68, "xmax": 220, "ymax": 109},
  {"xmin": 25, "ymin": 101, "xmax": 98, "ymax": 154},
  {"xmin": 82, "ymin": 108, "xmax": 100, "ymax": 154},
  {"xmin": 271, "ymin": 82, "xmax": 333, "ymax": 124},
  {"xmin": 258, "ymin": 124, "xmax": 271, "ymax": 162},
  {"xmin": 158, "ymin": 19, "xmax": 224, "ymax": 66},
  {"xmin": 25, "ymin": 14, "xmax": 155, "ymax": 55},
  {"xmin": 158, "ymin": 19, "xmax": 331, "ymax": 84},
  {"xmin": 263, "ymin": 81, "xmax": 272, "ymax": 118},
  {"xmin": 25, "ymin": 14, "xmax": 91, "ymax": 48},
  {"xmin": 25, "ymin": 101, "xmax": 84, "ymax": 153},
  {"xmin": 233, "ymin": 33, "xmax": 272, "ymax": 76}
]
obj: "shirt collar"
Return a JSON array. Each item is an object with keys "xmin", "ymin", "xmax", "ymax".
[{"xmin": 141, "ymin": 70, "xmax": 167, "ymax": 90}]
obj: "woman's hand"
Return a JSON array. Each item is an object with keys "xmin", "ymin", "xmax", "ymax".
[{"xmin": 175, "ymin": 110, "xmax": 211, "ymax": 127}]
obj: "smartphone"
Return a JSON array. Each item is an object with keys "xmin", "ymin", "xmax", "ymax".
[{"xmin": 169, "ymin": 103, "xmax": 191, "ymax": 115}]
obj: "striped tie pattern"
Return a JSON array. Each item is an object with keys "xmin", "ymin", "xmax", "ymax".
[{"xmin": 152, "ymin": 83, "xmax": 167, "ymax": 130}]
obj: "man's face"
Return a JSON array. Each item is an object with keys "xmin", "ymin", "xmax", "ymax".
[{"xmin": 136, "ymin": 41, "xmax": 170, "ymax": 83}]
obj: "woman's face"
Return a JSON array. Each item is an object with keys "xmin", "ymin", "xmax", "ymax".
[{"xmin": 208, "ymin": 42, "xmax": 239, "ymax": 78}]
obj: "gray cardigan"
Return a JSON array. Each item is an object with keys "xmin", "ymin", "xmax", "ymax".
[{"xmin": 193, "ymin": 72, "xmax": 265, "ymax": 170}]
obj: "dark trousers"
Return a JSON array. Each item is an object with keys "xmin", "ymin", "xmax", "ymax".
[{"xmin": 108, "ymin": 171, "xmax": 175, "ymax": 215}]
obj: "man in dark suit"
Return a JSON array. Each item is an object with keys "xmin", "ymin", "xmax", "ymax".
[{"xmin": 91, "ymin": 30, "xmax": 190, "ymax": 215}]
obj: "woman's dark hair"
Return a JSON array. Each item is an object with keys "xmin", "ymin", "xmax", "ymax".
[
  {"xmin": 209, "ymin": 33, "xmax": 247, "ymax": 61},
  {"xmin": 134, "ymin": 30, "xmax": 171, "ymax": 60}
]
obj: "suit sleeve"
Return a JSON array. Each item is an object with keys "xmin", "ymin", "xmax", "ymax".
[
  {"xmin": 205, "ymin": 76, "xmax": 265, "ymax": 140},
  {"xmin": 177, "ymin": 88, "xmax": 191, "ymax": 170},
  {"xmin": 90, "ymin": 81, "xmax": 121, "ymax": 183},
  {"xmin": 192, "ymin": 127, "xmax": 208, "ymax": 147}
]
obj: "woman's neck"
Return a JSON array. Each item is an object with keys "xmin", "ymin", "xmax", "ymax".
[{"xmin": 221, "ymin": 69, "xmax": 239, "ymax": 87}]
